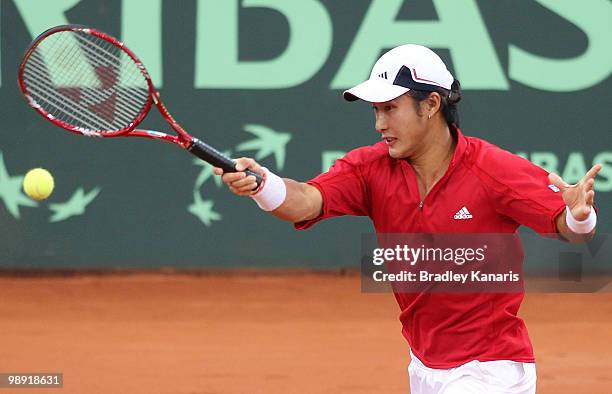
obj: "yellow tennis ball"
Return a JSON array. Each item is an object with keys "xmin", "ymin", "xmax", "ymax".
[{"xmin": 23, "ymin": 168, "xmax": 55, "ymax": 201}]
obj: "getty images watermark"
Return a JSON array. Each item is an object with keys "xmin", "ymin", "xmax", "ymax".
[
  {"xmin": 361, "ymin": 233, "xmax": 612, "ymax": 293},
  {"xmin": 371, "ymin": 243, "xmax": 519, "ymax": 284}
]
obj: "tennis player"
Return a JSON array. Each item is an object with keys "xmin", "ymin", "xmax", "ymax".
[{"xmin": 213, "ymin": 44, "xmax": 600, "ymax": 393}]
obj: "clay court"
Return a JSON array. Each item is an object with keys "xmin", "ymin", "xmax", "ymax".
[{"xmin": 1, "ymin": 272, "xmax": 611, "ymax": 393}]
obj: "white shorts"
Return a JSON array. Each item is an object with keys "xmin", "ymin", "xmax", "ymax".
[{"xmin": 408, "ymin": 351, "xmax": 536, "ymax": 394}]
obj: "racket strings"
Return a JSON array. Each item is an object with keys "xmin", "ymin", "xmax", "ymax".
[
  {"xmin": 28, "ymin": 50, "xmax": 149, "ymax": 126},
  {"xmin": 24, "ymin": 62, "xmax": 137, "ymax": 132},
  {"xmin": 24, "ymin": 50, "xmax": 136, "ymax": 131},
  {"xmin": 22, "ymin": 29, "xmax": 150, "ymax": 134},
  {"xmin": 24, "ymin": 35, "xmax": 102, "ymax": 128},
  {"xmin": 66, "ymin": 32, "xmax": 149, "ymax": 120},
  {"xmin": 27, "ymin": 53, "xmax": 146, "ymax": 128},
  {"xmin": 24, "ymin": 62, "xmax": 119, "ymax": 131}
]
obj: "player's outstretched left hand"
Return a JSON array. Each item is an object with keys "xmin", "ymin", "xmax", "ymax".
[{"xmin": 548, "ymin": 164, "xmax": 602, "ymax": 221}]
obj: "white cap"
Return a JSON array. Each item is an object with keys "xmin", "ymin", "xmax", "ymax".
[{"xmin": 343, "ymin": 44, "xmax": 454, "ymax": 102}]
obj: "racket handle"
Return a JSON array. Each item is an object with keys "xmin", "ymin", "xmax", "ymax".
[{"xmin": 189, "ymin": 138, "xmax": 263, "ymax": 188}]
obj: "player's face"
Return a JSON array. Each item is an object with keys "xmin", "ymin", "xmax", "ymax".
[{"xmin": 373, "ymin": 94, "xmax": 428, "ymax": 159}]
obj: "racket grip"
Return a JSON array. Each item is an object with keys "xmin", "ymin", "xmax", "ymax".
[{"xmin": 189, "ymin": 138, "xmax": 263, "ymax": 188}]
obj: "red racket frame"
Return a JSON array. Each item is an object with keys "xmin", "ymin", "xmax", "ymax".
[
  {"xmin": 18, "ymin": 25, "xmax": 190, "ymax": 147},
  {"xmin": 18, "ymin": 25, "xmax": 262, "ymax": 186}
]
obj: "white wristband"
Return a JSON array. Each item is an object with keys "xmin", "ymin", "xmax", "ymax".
[
  {"xmin": 565, "ymin": 206, "xmax": 597, "ymax": 234},
  {"xmin": 251, "ymin": 168, "xmax": 287, "ymax": 211}
]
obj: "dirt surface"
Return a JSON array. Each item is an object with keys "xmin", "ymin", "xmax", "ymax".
[{"xmin": 1, "ymin": 273, "xmax": 611, "ymax": 393}]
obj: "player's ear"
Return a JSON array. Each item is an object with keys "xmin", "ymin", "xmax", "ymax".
[
  {"xmin": 426, "ymin": 92, "xmax": 442, "ymax": 115},
  {"xmin": 418, "ymin": 92, "xmax": 441, "ymax": 117}
]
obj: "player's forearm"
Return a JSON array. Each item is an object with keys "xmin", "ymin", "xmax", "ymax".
[
  {"xmin": 214, "ymin": 158, "xmax": 323, "ymax": 222},
  {"xmin": 269, "ymin": 179, "xmax": 323, "ymax": 223}
]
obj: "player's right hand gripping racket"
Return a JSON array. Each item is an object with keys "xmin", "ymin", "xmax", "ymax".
[{"xmin": 18, "ymin": 25, "xmax": 262, "ymax": 188}]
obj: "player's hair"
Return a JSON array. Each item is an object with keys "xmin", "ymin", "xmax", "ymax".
[{"xmin": 408, "ymin": 79, "xmax": 462, "ymax": 127}]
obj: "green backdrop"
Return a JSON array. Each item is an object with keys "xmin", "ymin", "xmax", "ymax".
[{"xmin": 1, "ymin": 0, "xmax": 610, "ymax": 268}]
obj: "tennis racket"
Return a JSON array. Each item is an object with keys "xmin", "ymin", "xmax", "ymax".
[{"xmin": 18, "ymin": 25, "xmax": 262, "ymax": 188}]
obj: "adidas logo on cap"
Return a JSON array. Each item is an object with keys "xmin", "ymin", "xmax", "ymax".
[
  {"xmin": 453, "ymin": 206, "xmax": 472, "ymax": 220},
  {"xmin": 378, "ymin": 71, "xmax": 388, "ymax": 79}
]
